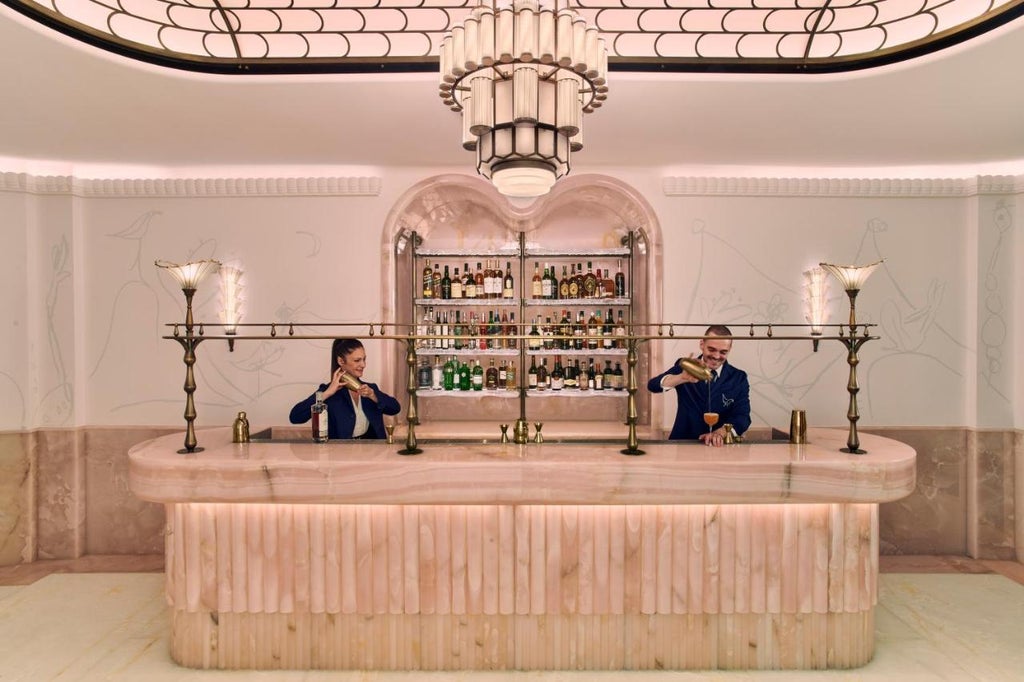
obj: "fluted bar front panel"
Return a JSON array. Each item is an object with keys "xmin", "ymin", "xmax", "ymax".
[{"xmin": 166, "ymin": 501, "xmax": 877, "ymax": 670}]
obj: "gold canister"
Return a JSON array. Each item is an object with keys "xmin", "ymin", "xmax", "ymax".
[
  {"xmin": 789, "ymin": 409, "xmax": 807, "ymax": 444},
  {"xmin": 232, "ymin": 411, "xmax": 250, "ymax": 443},
  {"xmin": 677, "ymin": 357, "xmax": 712, "ymax": 382}
]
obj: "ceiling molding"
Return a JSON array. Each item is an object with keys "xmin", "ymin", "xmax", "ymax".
[
  {"xmin": 662, "ymin": 176, "xmax": 1024, "ymax": 198},
  {"xmin": 0, "ymin": 173, "xmax": 382, "ymax": 197}
]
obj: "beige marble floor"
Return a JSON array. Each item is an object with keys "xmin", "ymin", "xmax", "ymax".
[{"xmin": 0, "ymin": 569, "xmax": 1022, "ymax": 681}]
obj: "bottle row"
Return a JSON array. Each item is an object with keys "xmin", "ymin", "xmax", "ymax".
[
  {"xmin": 416, "ymin": 356, "xmax": 628, "ymax": 393},
  {"xmin": 419, "ymin": 258, "xmax": 628, "ymax": 301},
  {"xmin": 416, "ymin": 307, "xmax": 631, "ymax": 351}
]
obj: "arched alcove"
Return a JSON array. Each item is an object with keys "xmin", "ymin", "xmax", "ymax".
[{"xmin": 380, "ymin": 173, "xmax": 665, "ymax": 436}]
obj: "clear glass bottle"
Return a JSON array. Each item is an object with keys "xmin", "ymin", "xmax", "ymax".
[
  {"xmin": 417, "ymin": 358, "xmax": 432, "ymax": 389},
  {"xmin": 311, "ymin": 391, "xmax": 328, "ymax": 442}
]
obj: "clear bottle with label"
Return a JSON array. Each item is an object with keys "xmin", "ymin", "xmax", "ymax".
[{"xmin": 311, "ymin": 391, "xmax": 329, "ymax": 442}]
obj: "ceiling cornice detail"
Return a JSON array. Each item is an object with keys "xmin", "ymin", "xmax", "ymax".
[
  {"xmin": 662, "ymin": 176, "xmax": 1024, "ymax": 198},
  {"xmin": 0, "ymin": 174, "xmax": 382, "ymax": 197}
]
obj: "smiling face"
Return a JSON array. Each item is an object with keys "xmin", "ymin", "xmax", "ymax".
[
  {"xmin": 699, "ymin": 334, "xmax": 733, "ymax": 372},
  {"xmin": 337, "ymin": 346, "xmax": 367, "ymax": 378}
]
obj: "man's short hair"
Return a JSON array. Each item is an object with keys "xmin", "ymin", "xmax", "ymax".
[{"xmin": 704, "ymin": 325, "xmax": 733, "ymax": 337}]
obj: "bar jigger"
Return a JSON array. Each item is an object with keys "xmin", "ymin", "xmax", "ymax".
[
  {"xmin": 385, "ymin": 423, "xmax": 396, "ymax": 445},
  {"xmin": 534, "ymin": 422, "xmax": 544, "ymax": 444},
  {"xmin": 500, "ymin": 424, "xmax": 510, "ymax": 443}
]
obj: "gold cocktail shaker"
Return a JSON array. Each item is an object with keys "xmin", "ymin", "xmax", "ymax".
[
  {"xmin": 677, "ymin": 357, "xmax": 712, "ymax": 382},
  {"xmin": 339, "ymin": 372, "xmax": 363, "ymax": 391}
]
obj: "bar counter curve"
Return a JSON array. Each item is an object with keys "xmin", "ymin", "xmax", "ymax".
[{"xmin": 129, "ymin": 428, "xmax": 916, "ymax": 671}]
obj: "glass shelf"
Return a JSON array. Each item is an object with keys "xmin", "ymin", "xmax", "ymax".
[
  {"xmin": 415, "ymin": 298, "xmax": 519, "ymax": 306},
  {"xmin": 525, "ymin": 348, "xmax": 628, "ymax": 356},
  {"xmin": 524, "ymin": 247, "xmax": 630, "ymax": 257},
  {"xmin": 524, "ymin": 297, "xmax": 630, "ymax": 307},
  {"xmin": 416, "ymin": 347, "xmax": 519, "ymax": 356}
]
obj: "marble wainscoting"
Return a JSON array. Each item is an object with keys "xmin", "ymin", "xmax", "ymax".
[
  {"xmin": 1, "ymin": 425, "xmax": 1021, "ymax": 567},
  {"xmin": 0, "ymin": 426, "xmax": 176, "ymax": 566},
  {"xmin": 866, "ymin": 427, "xmax": 1020, "ymax": 560}
]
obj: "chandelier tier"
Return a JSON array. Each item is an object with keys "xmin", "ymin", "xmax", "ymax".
[{"xmin": 439, "ymin": 0, "xmax": 609, "ymax": 198}]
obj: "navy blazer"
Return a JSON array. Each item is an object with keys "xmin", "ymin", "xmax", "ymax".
[
  {"xmin": 647, "ymin": 359, "xmax": 751, "ymax": 440},
  {"xmin": 289, "ymin": 381, "xmax": 401, "ymax": 439}
]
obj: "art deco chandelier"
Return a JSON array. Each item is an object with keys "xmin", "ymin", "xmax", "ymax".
[{"xmin": 438, "ymin": 0, "xmax": 608, "ymax": 198}]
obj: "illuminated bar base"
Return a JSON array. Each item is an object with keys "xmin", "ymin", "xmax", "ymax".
[{"xmin": 131, "ymin": 429, "xmax": 915, "ymax": 671}]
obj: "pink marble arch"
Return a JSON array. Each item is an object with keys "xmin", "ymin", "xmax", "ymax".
[{"xmin": 129, "ymin": 428, "xmax": 915, "ymax": 671}]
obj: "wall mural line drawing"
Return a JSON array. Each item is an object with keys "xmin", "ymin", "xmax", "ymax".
[
  {"xmin": 90, "ymin": 210, "xmax": 375, "ymax": 421},
  {"xmin": 978, "ymin": 200, "xmax": 1012, "ymax": 403},
  {"xmin": 684, "ymin": 218, "xmax": 844, "ymax": 426},
  {"xmin": 40, "ymin": 234, "xmax": 73, "ymax": 426}
]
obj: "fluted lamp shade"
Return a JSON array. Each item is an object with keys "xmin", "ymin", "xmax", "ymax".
[
  {"xmin": 155, "ymin": 259, "xmax": 222, "ymax": 291},
  {"xmin": 819, "ymin": 260, "xmax": 883, "ymax": 293},
  {"xmin": 804, "ymin": 266, "xmax": 830, "ymax": 335},
  {"xmin": 440, "ymin": 0, "xmax": 609, "ymax": 197}
]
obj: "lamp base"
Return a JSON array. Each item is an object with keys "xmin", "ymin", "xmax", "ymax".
[
  {"xmin": 177, "ymin": 447, "xmax": 205, "ymax": 454},
  {"xmin": 397, "ymin": 447, "xmax": 423, "ymax": 456},
  {"xmin": 620, "ymin": 447, "xmax": 645, "ymax": 456},
  {"xmin": 840, "ymin": 447, "xmax": 867, "ymax": 455}
]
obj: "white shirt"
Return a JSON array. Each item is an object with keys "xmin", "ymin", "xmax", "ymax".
[{"xmin": 350, "ymin": 392, "xmax": 369, "ymax": 438}]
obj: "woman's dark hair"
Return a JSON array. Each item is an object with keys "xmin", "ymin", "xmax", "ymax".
[{"xmin": 330, "ymin": 338, "xmax": 364, "ymax": 375}]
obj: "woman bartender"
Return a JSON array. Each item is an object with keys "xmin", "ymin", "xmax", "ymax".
[{"xmin": 289, "ymin": 338, "xmax": 400, "ymax": 439}]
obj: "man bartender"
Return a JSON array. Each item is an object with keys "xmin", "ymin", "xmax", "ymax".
[{"xmin": 647, "ymin": 325, "xmax": 751, "ymax": 446}]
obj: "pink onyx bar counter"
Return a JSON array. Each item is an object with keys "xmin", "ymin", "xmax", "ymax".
[{"xmin": 128, "ymin": 427, "xmax": 916, "ymax": 671}]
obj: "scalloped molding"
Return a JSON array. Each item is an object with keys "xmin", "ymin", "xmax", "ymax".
[
  {"xmin": 663, "ymin": 175, "xmax": 1024, "ymax": 197},
  {"xmin": 0, "ymin": 173, "xmax": 382, "ymax": 197}
]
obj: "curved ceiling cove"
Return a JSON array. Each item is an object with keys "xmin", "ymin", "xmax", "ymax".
[{"xmin": 3, "ymin": 0, "xmax": 1024, "ymax": 74}]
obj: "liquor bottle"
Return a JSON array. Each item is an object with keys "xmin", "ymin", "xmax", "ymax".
[
  {"xmin": 547, "ymin": 265, "xmax": 559, "ymax": 299},
  {"xmin": 464, "ymin": 262, "xmax": 476, "ymax": 299},
  {"xmin": 451, "ymin": 266, "xmax": 462, "ymax": 299},
  {"xmin": 498, "ymin": 361, "xmax": 507, "ymax": 387},
  {"xmin": 537, "ymin": 358, "xmax": 549, "ymax": 390},
  {"xmin": 440, "ymin": 310, "xmax": 450, "ymax": 350},
  {"xmin": 441, "ymin": 265, "xmax": 452, "ymax": 299},
  {"xmin": 574, "ymin": 310, "xmax": 586, "ymax": 350},
  {"xmin": 542, "ymin": 316, "xmax": 554, "ymax": 350},
  {"xmin": 311, "ymin": 391, "xmax": 329, "ymax": 442},
  {"xmin": 575, "ymin": 359, "xmax": 587, "ymax": 391},
  {"xmin": 459, "ymin": 359, "xmax": 471, "ymax": 391},
  {"xmin": 583, "ymin": 261, "xmax": 598, "ymax": 299},
  {"xmin": 474, "ymin": 262, "xmax": 484, "ymax": 299},
  {"xmin": 575, "ymin": 263, "xmax": 585, "ymax": 299},
  {"xmin": 559, "ymin": 309, "xmax": 572, "ymax": 351},
  {"xmin": 528, "ymin": 356, "xmax": 538, "ymax": 389},
  {"xmin": 491, "ymin": 260, "xmax": 502, "ymax": 298},
  {"xmin": 588, "ymin": 309, "xmax": 601, "ymax": 350},
  {"xmin": 569, "ymin": 262, "xmax": 585, "ymax": 296},
  {"xmin": 593, "ymin": 359, "xmax": 604, "ymax": 390},
  {"xmin": 602, "ymin": 267, "xmax": 615, "ymax": 298},
  {"xmin": 615, "ymin": 310, "xmax": 627, "ymax": 349},
  {"xmin": 482, "ymin": 260, "xmax": 493, "ymax": 298},
  {"xmin": 485, "ymin": 359, "xmax": 498, "ymax": 390},
  {"xmin": 505, "ymin": 361, "xmax": 517, "ymax": 390},
  {"xmin": 432, "ymin": 262, "xmax": 442, "ymax": 300},
  {"xmin": 443, "ymin": 356, "xmax": 456, "ymax": 390},
  {"xmin": 506, "ymin": 312, "xmax": 518, "ymax": 350},
  {"xmin": 564, "ymin": 359, "xmax": 578, "ymax": 390},
  {"xmin": 452, "ymin": 310, "xmax": 463, "ymax": 350},
  {"xmin": 503, "ymin": 260, "xmax": 515, "ymax": 299},
  {"xmin": 541, "ymin": 265, "xmax": 553, "ymax": 299},
  {"xmin": 604, "ymin": 308, "xmax": 615, "ymax": 349},
  {"xmin": 528, "ymin": 316, "xmax": 542, "ymax": 350},
  {"xmin": 550, "ymin": 357, "xmax": 564, "ymax": 391},
  {"xmin": 434, "ymin": 310, "xmax": 443, "ymax": 349},
  {"xmin": 532, "ymin": 262, "xmax": 542, "ymax": 298},
  {"xmin": 615, "ymin": 258, "xmax": 627, "ymax": 297},
  {"xmin": 418, "ymin": 306, "xmax": 431, "ymax": 349},
  {"xmin": 603, "ymin": 360, "xmax": 615, "ymax": 389},
  {"xmin": 613, "ymin": 361, "xmax": 625, "ymax": 391},
  {"xmin": 432, "ymin": 355, "xmax": 444, "ymax": 390},
  {"xmin": 559, "ymin": 265, "xmax": 570, "ymax": 299},
  {"xmin": 417, "ymin": 358, "xmax": 432, "ymax": 389},
  {"xmin": 472, "ymin": 360, "xmax": 484, "ymax": 390},
  {"xmin": 422, "ymin": 259, "xmax": 433, "ymax": 299}
]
